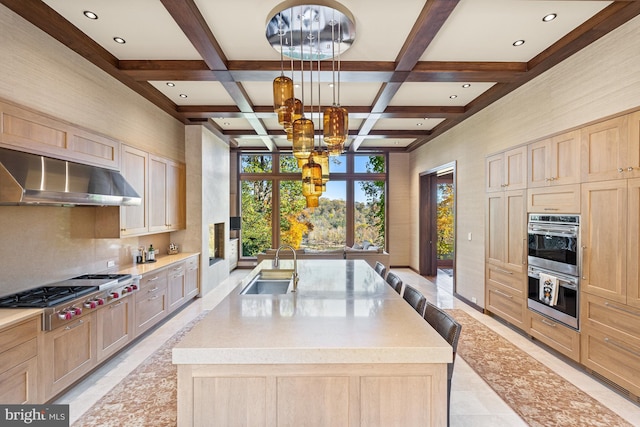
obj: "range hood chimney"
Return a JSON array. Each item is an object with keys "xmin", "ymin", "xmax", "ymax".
[{"xmin": 0, "ymin": 148, "xmax": 141, "ymax": 206}]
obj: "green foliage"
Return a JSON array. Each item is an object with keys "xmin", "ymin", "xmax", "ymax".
[
  {"xmin": 437, "ymin": 183, "xmax": 454, "ymax": 260},
  {"xmin": 357, "ymin": 155, "xmax": 385, "ymax": 246}
]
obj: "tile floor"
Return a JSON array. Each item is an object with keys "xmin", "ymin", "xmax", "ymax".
[{"xmin": 56, "ymin": 267, "xmax": 640, "ymax": 426}]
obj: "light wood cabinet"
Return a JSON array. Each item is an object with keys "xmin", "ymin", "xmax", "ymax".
[
  {"xmin": 119, "ymin": 145, "xmax": 148, "ymax": 236},
  {"xmin": 580, "ymin": 115, "xmax": 633, "ymax": 182},
  {"xmin": 527, "ymin": 309, "xmax": 580, "ymax": 362},
  {"xmin": 485, "ymin": 190, "xmax": 527, "ymax": 274},
  {"xmin": 149, "ymin": 155, "xmax": 185, "ymax": 233},
  {"xmin": 528, "ymin": 131, "xmax": 580, "ymax": 188},
  {"xmin": 185, "ymin": 256, "xmax": 200, "ymax": 298},
  {"xmin": 485, "ymin": 265, "xmax": 527, "ymax": 329},
  {"xmin": 96, "ymin": 298, "xmax": 134, "ymax": 363},
  {"xmin": 41, "ymin": 312, "xmax": 97, "ymax": 401},
  {"xmin": 581, "ymin": 180, "xmax": 628, "ymax": 303},
  {"xmin": 527, "ymin": 184, "xmax": 580, "ymax": 213},
  {"xmin": 486, "ymin": 146, "xmax": 527, "ymax": 192},
  {"xmin": 134, "ymin": 269, "xmax": 168, "ymax": 336},
  {"xmin": 0, "ymin": 100, "xmax": 120, "ymax": 169},
  {"xmin": 168, "ymin": 261, "xmax": 187, "ymax": 313},
  {"xmin": 581, "ymin": 293, "xmax": 640, "ymax": 396},
  {"xmin": 0, "ymin": 317, "xmax": 39, "ymax": 403}
]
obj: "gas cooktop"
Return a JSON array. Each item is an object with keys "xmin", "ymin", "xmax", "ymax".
[{"xmin": 0, "ymin": 285, "xmax": 99, "ymax": 308}]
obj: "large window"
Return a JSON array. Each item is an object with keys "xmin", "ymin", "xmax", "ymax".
[{"xmin": 238, "ymin": 153, "xmax": 386, "ymax": 257}]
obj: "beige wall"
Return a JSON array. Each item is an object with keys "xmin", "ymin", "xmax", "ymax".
[
  {"xmin": 410, "ymin": 15, "xmax": 640, "ymax": 307},
  {"xmin": 388, "ymin": 153, "xmax": 411, "ymax": 266},
  {"xmin": 0, "ymin": 5, "xmax": 186, "ymax": 293}
]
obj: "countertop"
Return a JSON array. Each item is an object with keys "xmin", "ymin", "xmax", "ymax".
[
  {"xmin": 0, "ymin": 252, "xmax": 200, "ymax": 330},
  {"xmin": 173, "ymin": 259, "xmax": 452, "ymax": 365}
]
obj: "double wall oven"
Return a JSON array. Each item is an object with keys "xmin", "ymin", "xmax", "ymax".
[{"xmin": 527, "ymin": 214, "xmax": 580, "ymax": 329}]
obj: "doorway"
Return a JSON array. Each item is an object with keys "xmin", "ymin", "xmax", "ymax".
[{"xmin": 419, "ymin": 162, "xmax": 456, "ymax": 287}]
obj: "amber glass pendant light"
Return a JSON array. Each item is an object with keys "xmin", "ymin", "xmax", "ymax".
[
  {"xmin": 323, "ymin": 14, "xmax": 347, "ymax": 155},
  {"xmin": 311, "ymin": 150, "xmax": 329, "ymax": 191},
  {"xmin": 302, "ymin": 157, "xmax": 323, "ymax": 208}
]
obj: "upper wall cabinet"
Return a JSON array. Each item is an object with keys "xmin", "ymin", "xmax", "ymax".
[
  {"xmin": 528, "ymin": 130, "xmax": 580, "ymax": 188},
  {"xmin": 149, "ymin": 155, "xmax": 185, "ymax": 233},
  {"xmin": 580, "ymin": 115, "xmax": 640, "ymax": 182},
  {"xmin": 96, "ymin": 147, "xmax": 185, "ymax": 238},
  {"xmin": 0, "ymin": 100, "xmax": 119, "ymax": 169},
  {"xmin": 486, "ymin": 146, "xmax": 527, "ymax": 192}
]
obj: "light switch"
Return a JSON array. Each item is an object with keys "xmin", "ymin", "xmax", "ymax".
[{"xmin": 468, "ymin": 232, "xmax": 472, "ymax": 241}]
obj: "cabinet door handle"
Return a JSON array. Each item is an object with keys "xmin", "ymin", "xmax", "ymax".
[
  {"xmin": 628, "ymin": 167, "xmax": 634, "ymax": 172},
  {"xmin": 522, "ymin": 238, "xmax": 527, "ymax": 265},
  {"xmin": 618, "ymin": 168, "xmax": 624, "ymax": 173},
  {"xmin": 543, "ymin": 208, "xmax": 559, "ymax": 211},
  {"xmin": 64, "ymin": 319, "xmax": 84, "ymax": 331},
  {"xmin": 148, "ymin": 287, "xmax": 159, "ymax": 293},
  {"xmin": 493, "ymin": 289, "xmax": 513, "ymax": 299},
  {"xmin": 109, "ymin": 301, "xmax": 124, "ymax": 309},
  {"xmin": 541, "ymin": 318, "xmax": 557, "ymax": 328},
  {"xmin": 148, "ymin": 295, "xmax": 159, "ymax": 301},
  {"xmin": 604, "ymin": 337, "xmax": 640, "ymax": 358},
  {"xmin": 604, "ymin": 301, "xmax": 640, "ymax": 318},
  {"xmin": 148, "ymin": 276, "xmax": 160, "ymax": 282},
  {"xmin": 581, "ymin": 246, "xmax": 587, "ymax": 280},
  {"xmin": 494, "ymin": 267, "xmax": 513, "ymax": 275}
]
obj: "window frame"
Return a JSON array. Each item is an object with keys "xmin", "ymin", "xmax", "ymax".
[{"xmin": 237, "ymin": 151, "xmax": 387, "ymax": 258}]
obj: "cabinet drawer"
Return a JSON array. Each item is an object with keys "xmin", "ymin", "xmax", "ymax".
[
  {"xmin": 135, "ymin": 288, "xmax": 167, "ymax": 336},
  {"xmin": 581, "ymin": 326, "xmax": 640, "ymax": 397},
  {"xmin": 581, "ymin": 293, "xmax": 640, "ymax": 341},
  {"xmin": 186, "ymin": 256, "xmax": 199, "ymax": 270},
  {"xmin": 486, "ymin": 265, "xmax": 525, "ymax": 294},
  {"xmin": 0, "ymin": 357, "xmax": 38, "ymax": 404},
  {"xmin": 0, "ymin": 317, "xmax": 39, "ymax": 351},
  {"xmin": 527, "ymin": 184, "xmax": 580, "ymax": 213},
  {"xmin": 485, "ymin": 281, "xmax": 526, "ymax": 328},
  {"xmin": 528, "ymin": 310, "xmax": 580, "ymax": 362},
  {"xmin": 0, "ymin": 338, "xmax": 37, "ymax": 375},
  {"xmin": 140, "ymin": 269, "xmax": 168, "ymax": 290}
]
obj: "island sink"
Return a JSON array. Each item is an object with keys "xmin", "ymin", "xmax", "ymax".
[{"xmin": 239, "ymin": 269, "xmax": 294, "ymax": 294}]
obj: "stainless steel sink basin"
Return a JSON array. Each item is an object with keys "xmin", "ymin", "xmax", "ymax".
[
  {"xmin": 240, "ymin": 269, "xmax": 294, "ymax": 295},
  {"xmin": 240, "ymin": 279, "xmax": 290, "ymax": 295}
]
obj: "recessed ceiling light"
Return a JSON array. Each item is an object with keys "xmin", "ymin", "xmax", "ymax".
[
  {"xmin": 113, "ymin": 37, "xmax": 126, "ymax": 44},
  {"xmin": 462, "ymin": 83, "xmax": 471, "ymax": 88},
  {"xmin": 449, "ymin": 95, "xmax": 458, "ymax": 99},
  {"xmin": 542, "ymin": 13, "xmax": 557, "ymax": 22},
  {"xmin": 179, "ymin": 94, "xmax": 188, "ymax": 98},
  {"xmin": 223, "ymin": 122, "xmax": 231, "ymax": 126},
  {"xmin": 166, "ymin": 82, "xmax": 175, "ymax": 87},
  {"xmin": 416, "ymin": 122, "xmax": 423, "ymax": 127},
  {"xmin": 83, "ymin": 11, "xmax": 98, "ymax": 20},
  {"xmin": 513, "ymin": 40, "xmax": 525, "ymax": 47},
  {"xmin": 328, "ymin": 83, "xmax": 334, "ymax": 88}
]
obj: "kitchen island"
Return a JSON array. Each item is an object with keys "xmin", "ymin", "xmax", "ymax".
[{"xmin": 173, "ymin": 260, "xmax": 451, "ymax": 427}]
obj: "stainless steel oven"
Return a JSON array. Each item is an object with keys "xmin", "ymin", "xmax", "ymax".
[
  {"xmin": 528, "ymin": 214, "xmax": 579, "ymax": 276},
  {"xmin": 527, "ymin": 265, "xmax": 579, "ymax": 329}
]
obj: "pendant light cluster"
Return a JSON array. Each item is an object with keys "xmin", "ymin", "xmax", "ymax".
[{"xmin": 267, "ymin": 1, "xmax": 355, "ymax": 208}]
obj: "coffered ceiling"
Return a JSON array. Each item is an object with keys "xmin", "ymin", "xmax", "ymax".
[{"xmin": 3, "ymin": 0, "xmax": 640, "ymax": 152}]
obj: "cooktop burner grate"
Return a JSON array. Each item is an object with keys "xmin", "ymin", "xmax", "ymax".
[{"xmin": 0, "ymin": 285, "xmax": 99, "ymax": 308}]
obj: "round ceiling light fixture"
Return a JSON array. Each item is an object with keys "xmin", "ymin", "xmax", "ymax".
[
  {"xmin": 513, "ymin": 39, "xmax": 525, "ymax": 47},
  {"xmin": 83, "ymin": 11, "xmax": 98, "ymax": 20},
  {"xmin": 542, "ymin": 13, "xmax": 557, "ymax": 22},
  {"xmin": 265, "ymin": 1, "xmax": 356, "ymax": 60}
]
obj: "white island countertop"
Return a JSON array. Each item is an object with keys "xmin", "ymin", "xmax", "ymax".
[{"xmin": 173, "ymin": 259, "xmax": 451, "ymax": 365}]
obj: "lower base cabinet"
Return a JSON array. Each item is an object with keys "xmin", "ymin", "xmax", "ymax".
[
  {"xmin": 0, "ymin": 318, "xmax": 39, "ymax": 403},
  {"xmin": 527, "ymin": 310, "xmax": 580, "ymax": 362},
  {"xmin": 134, "ymin": 273, "xmax": 168, "ymax": 337},
  {"xmin": 97, "ymin": 298, "xmax": 134, "ymax": 363},
  {"xmin": 40, "ymin": 312, "xmax": 97, "ymax": 401},
  {"xmin": 168, "ymin": 262, "xmax": 187, "ymax": 313},
  {"xmin": 581, "ymin": 293, "xmax": 640, "ymax": 396},
  {"xmin": 485, "ymin": 266, "xmax": 526, "ymax": 329},
  {"xmin": 178, "ymin": 363, "xmax": 447, "ymax": 427}
]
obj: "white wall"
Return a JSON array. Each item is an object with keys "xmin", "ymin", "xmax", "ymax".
[
  {"xmin": 182, "ymin": 126, "xmax": 231, "ymax": 295},
  {"xmin": 410, "ymin": 15, "xmax": 640, "ymax": 307}
]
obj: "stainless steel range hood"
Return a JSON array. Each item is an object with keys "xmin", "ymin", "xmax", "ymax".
[{"xmin": 0, "ymin": 148, "xmax": 141, "ymax": 206}]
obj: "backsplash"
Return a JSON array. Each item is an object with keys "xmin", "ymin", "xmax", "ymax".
[{"xmin": 0, "ymin": 205, "xmax": 170, "ymax": 295}]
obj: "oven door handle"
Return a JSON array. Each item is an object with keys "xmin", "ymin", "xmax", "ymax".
[
  {"xmin": 528, "ymin": 270, "xmax": 578, "ymax": 288},
  {"xmin": 528, "ymin": 229, "xmax": 578, "ymax": 239}
]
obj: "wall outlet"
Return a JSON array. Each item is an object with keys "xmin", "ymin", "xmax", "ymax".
[
  {"xmin": 107, "ymin": 260, "xmax": 115, "ymax": 268},
  {"xmin": 471, "ymin": 297, "xmax": 477, "ymax": 304}
]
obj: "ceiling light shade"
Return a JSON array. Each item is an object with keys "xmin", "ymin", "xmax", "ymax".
[
  {"xmin": 292, "ymin": 117, "xmax": 314, "ymax": 159},
  {"xmin": 302, "ymin": 158, "xmax": 323, "ymax": 208},
  {"xmin": 273, "ymin": 75, "xmax": 294, "ymax": 113},
  {"xmin": 311, "ymin": 150, "xmax": 330, "ymax": 191},
  {"xmin": 323, "ymin": 105, "xmax": 346, "ymax": 144},
  {"xmin": 281, "ymin": 97, "xmax": 303, "ymax": 129}
]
